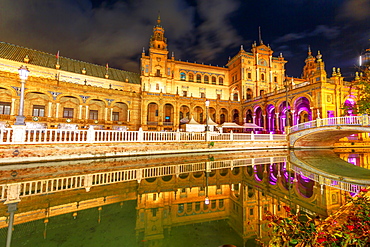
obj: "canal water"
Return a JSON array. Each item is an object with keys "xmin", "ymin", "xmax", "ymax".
[{"xmin": 0, "ymin": 148, "xmax": 369, "ymax": 247}]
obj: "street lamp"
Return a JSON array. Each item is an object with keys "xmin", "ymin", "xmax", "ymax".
[
  {"xmin": 205, "ymin": 100, "xmax": 210, "ymax": 132},
  {"xmin": 15, "ymin": 65, "xmax": 29, "ymax": 125}
]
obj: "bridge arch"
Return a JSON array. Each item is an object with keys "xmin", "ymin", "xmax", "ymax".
[{"xmin": 289, "ymin": 116, "xmax": 370, "ymax": 147}]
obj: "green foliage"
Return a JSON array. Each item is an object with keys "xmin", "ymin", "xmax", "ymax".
[
  {"xmin": 261, "ymin": 188, "xmax": 370, "ymax": 246},
  {"xmin": 354, "ymin": 68, "xmax": 370, "ymax": 115}
]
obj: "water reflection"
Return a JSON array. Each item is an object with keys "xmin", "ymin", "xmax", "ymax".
[{"xmin": 0, "ymin": 149, "xmax": 369, "ymax": 247}]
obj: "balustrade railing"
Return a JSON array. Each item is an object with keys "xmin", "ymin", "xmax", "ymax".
[
  {"xmin": 0, "ymin": 156, "xmax": 287, "ymax": 202},
  {"xmin": 0, "ymin": 126, "xmax": 286, "ymax": 145},
  {"xmin": 2, "ymin": 154, "xmax": 364, "ymax": 202},
  {"xmin": 292, "ymin": 165, "xmax": 363, "ymax": 193},
  {"xmin": 290, "ymin": 115, "xmax": 370, "ymax": 133}
]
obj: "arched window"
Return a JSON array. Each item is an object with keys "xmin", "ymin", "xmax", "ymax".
[
  {"xmin": 212, "ymin": 76, "xmax": 216, "ymax": 84},
  {"xmin": 246, "ymin": 88, "xmax": 253, "ymax": 100},
  {"xmin": 180, "ymin": 72, "xmax": 186, "ymax": 81},
  {"xmin": 261, "ymin": 73, "xmax": 265, "ymax": 81},
  {"xmin": 233, "ymin": 93, "xmax": 238, "ymax": 101},
  {"xmin": 219, "ymin": 77, "xmax": 224, "ymax": 85},
  {"xmin": 204, "ymin": 75, "xmax": 209, "ymax": 84},
  {"xmin": 196, "ymin": 74, "xmax": 202, "ymax": 83},
  {"xmin": 189, "ymin": 73, "xmax": 194, "ymax": 82}
]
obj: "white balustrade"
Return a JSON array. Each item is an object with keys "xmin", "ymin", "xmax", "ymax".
[
  {"xmin": 292, "ymin": 165, "xmax": 363, "ymax": 193},
  {"xmin": 290, "ymin": 115, "xmax": 370, "ymax": 133},
  {"xmin": 0, "ymin": 126, "xmax": 288, "ymax": 145},
  {"xmin": 0, "ymin": 156, "xmax": 288, "ymax": 202}
]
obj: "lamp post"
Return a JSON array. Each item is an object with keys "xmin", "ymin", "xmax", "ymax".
[
  {"xmin": 15, "ymin": 65, "xmax": 29, "ymax": 125},
  {"xmin": 205, "ymin": 100, "xmax": 210, "ymax": 132}
]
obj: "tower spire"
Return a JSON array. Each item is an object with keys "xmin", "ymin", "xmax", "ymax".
[
  {"xmin": 157, "ymin": 11, "xmax": 161, "ymax": 26},
  {"xmin": 258, "ymin": 26, "xmax": 263, "ymax": 45}
]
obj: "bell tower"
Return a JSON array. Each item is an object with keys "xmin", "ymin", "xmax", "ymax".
[
  {"xmin": 147, "ymin": 15, "xmax": 169, "ymax": 78},
  {"xmin": 302, "ymin": 46, "xmax": 316, "ymax": 81},
  {"xmin": 150, "ymin": 15, "xmax": 168, "ymax": 52}
]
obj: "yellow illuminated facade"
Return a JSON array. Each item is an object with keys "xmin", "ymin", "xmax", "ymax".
[{"xmin": 0, "ymin": 17, "xmax": 363, "ymax": 133}]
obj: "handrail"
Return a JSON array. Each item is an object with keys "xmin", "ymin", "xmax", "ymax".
[
  {"xmin": 290, "ymin": 115, "xmax": 370, "ymax": 133},
  {"xmin": 0, "ymin": 127, "xmax": 286, "ymax": 145}
]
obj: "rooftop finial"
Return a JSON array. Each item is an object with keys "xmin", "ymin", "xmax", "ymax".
[
  {"xmin": 259, "ymin": 26, "xmax": 263, "ymax": 44},
  {"xmin": 157, "ymin": 11, "xmax": 161, "ymax": 25}
]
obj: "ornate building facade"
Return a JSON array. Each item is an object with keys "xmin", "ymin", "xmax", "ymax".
[{"xmin": 0, "ymin": 17, "xmax": 359, "ymax": 132}]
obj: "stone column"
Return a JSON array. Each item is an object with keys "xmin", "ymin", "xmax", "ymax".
[
  {"xmin": 55, "ymin": 103, "xmax": 60, "ymax": 119},
  {"xmin": 78, "ymin": 105, "xmax": 82, "ymax": 119},
  {"xmin": 10, "ymin": 98, "xmax": 16, "ymax": 116},
  {"xmin": 85, "ymin": 105, "xmax": 89, "ymax": 120},
  {"xmin": 291, "ymin": 110, "xmax": 296, "ymax": 126},
  {"xmin": 48, "ymin": 102, "xmax": 53, "ymax": 118}
]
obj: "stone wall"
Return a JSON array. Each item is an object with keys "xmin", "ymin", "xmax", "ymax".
[{"xmin": 0, "ymin": 140, "xmax": 287, "ymax": 165}]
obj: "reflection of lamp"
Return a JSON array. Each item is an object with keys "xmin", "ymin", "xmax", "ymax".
[
  {"xmin": 15, "ymin": 65, "xmax": 30, "ymax": 125},
  {"xmin": 205, "ymin": 100, "xmax": 210, "ymax": 132},
  {"xmin": 205, "ymin": 171, "xmax": 210, "ymax": 205},
  {"xmin": 205, "ymin": 162, "xmax": 210, "ymax": 205},
  {"xmin": 6, "ymin": 203, "xmax": 18, "ymax": 247}
]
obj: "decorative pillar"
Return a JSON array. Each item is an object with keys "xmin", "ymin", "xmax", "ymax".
[
  {"xmin": 291, "ymin": 110, "xmax": 296, "ymax": 126},
  {"xmin": 85, "ymin": 105, "xmax": 89, "ymax": 120},
  {"xmin": 10, "ymin": 99, "xmax": 16, "ymax": 116},
  {"xmin": 48, "ymin": 102, "xmax": 53, "ymax": 118},
  {"xmin": 78, "ymin": 105, "xmax": 82, "ymax": 119},
  {"xmin": 275, "ymin": 112, "xmax": 280, "ymax": 132},
  {"xmin": 55, "ymin": 103, "xmax": 60, "ymax": 119}
]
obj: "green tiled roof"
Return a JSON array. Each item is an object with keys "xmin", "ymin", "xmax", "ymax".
[{"xmin": 0, "ymin": 42, "xmax": 140, "ymax": 84}]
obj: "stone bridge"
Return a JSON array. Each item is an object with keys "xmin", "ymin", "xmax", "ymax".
[{"xmin": 288, "ymin": 115, "xmax": 370, "ymax": 148}]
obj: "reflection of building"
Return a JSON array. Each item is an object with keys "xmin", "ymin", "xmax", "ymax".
[
  {"xmin": 0, "ymin": 16, "xmax": 362, "ymax": 132},
  {"xmin": 0, "ymin": 151, "xmax": 358, "ymax": 246}
]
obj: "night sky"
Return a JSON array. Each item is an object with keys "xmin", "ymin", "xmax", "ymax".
[{"xmin": 1, "ymin": 0, "xmax": 369, "ymax": 79}]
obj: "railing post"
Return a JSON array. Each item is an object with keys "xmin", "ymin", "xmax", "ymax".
[
  {"xmin": 205, "ymin": 131, "xmax": 210, "ymax": 142},
  {"xmin": 138, "ymin": 127, "xmax": 144, "ymax": 142},
  {"xmin": 86, "ymin": 126, "xmax": 95, "ymax": 143},
  {"xmin": 176, "ymin": 129, "xmax": 181, "ymax": 142},
  {"xmin": 11, "ymin": 125, "xmax": 27, "ymax": 144},
  {"xmin": 137, "ymin": 169, "xmax": 143, "ymax": 183},
  {"xmin": 230, "ymin": 130, "xmax": 234, "ymax": 141},
  {"xmin": 362, "ymin": 114, "xmax": 369, "ymax": 126},
  {"xmin": 5, "ymin": 183, "xmax": 21, "ymax": 204},
  {"xmin": 251, "ymin": 131, "xmax": 254, "ymax": 141},
  {"xmin": 269, "ymin": 132, "xmax": 273, "ymax": 140},
  {"xmin": 316, "ymin": 117, "xmax": 321, "ymax": 127},
  {"xmin": 84, "ymin": 174, "xmax": 93, "ymax": 192}
]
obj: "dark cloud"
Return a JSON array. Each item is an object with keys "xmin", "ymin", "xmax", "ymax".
[
  {"xmin": 338, "ymin": 0, "xmax": 370, "ymax": 21},
  {"xmin": 275, "ymin": 25, "xmax": 340, "ymax": 43},
  {"xmin": 0, "ymin": 0, "xmax": 369, "ymax": 78}
]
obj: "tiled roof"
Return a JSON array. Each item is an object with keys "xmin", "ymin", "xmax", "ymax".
[{"xmin": 0, "ymin": 42, "xmax": 140, "ymax": 84}]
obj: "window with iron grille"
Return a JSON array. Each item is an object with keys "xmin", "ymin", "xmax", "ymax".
[
  {"xmin": 33, "ymin": 105, "xmax": 45, "ymax": 117},
  {"xmin": 63, "ymin": 108, "xmax": 74, "ymax": 118},
  {"xmin": 0, "ymin": 102, "xmax": 11, "ymax": 115},
  {"xmin": 89, "ymin": 110, "xmax": 98, "ymax": 120}
]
